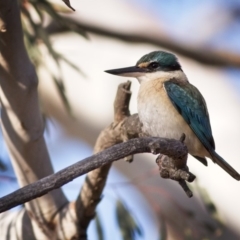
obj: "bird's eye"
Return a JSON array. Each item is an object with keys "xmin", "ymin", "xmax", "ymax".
[{"xmin": 149, "ymin": 62, "xmax": 159, "ymax": 69}]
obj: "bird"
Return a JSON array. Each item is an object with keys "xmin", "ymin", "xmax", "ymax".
[{"xmin": 105, "ymin": 50, "xmax": 240, "ymax": 180}]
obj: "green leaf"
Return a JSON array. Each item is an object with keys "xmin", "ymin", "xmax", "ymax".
[
  {"xmin": 52, "ymin": 75, "xmax": 72, "ymax": 116},
  {"xmin": 62, "ymin": 0, "xmax": 75, "ymax": 11},
  {"xmin": 20, "ymin": 0, "xmax": 88, "ymax": 115},
  {"xmin": 115, "ymin": 200, "xmax": 142, "ymax": 240},
  {"xmin": 158, "ymin": 214, "xmax": 167, "ymax": 240},
  {"xmin": 0, "ymin": 159, "xmax": 6, "ymax": 171},
  {"xmin": 95, "ymin": 213, "xmax": 104, "ymax": 240},
  {"xmin": 194, "ymin": 181, "xmax": 223, "ymax": 236},
  {"xmin": 59, "ymin": 53, "xmax": 85, "ymax": 76}
]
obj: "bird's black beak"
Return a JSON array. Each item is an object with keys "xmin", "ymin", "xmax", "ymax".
[{"xmin": 105, "ymin": 66, "xmax": 146, "ymax": 77}]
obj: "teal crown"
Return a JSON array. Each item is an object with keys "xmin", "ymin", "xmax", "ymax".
[{"xmin": 137, "ymin": 51, "xmax": 181, "ymax": 71}]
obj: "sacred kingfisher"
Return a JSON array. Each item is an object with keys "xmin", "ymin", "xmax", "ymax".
[{"xmin": 105, "ymin": 51, "xmax": 240, "ymax": 180}]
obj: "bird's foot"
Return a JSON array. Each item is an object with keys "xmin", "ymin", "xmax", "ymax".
[{"xmin": 179, "ymin": 133, "xmax": 186, "ymax": 143}]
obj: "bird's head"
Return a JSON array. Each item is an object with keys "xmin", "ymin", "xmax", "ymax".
[{"xmin": 105, "ymin": 51, "xmax": 182, "ymax": 83}]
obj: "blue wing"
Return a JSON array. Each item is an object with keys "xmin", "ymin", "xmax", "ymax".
[
  {"xmin": 164, "ymin": 79, "xmax": 240, "ymax": 180},
  {"xmin": 164, "ymin": 80, "xmax": 215, "ymax": 152}
]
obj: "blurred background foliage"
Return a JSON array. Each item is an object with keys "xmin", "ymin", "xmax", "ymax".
[
  {"xmin": 1, "ymin": 0, "xmax": 240, "ymax": 239},
  {"xmin": 20, "ymin": 0, "xmax": 87, "ymax": 113}
]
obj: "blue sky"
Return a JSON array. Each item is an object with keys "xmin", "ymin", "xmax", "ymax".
[{"xmin": 131, "ymin": 0, "xmax": 240, "ymax": 52}]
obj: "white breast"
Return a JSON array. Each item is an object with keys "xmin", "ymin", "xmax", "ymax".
[{"xmin": 137, "ymin": 79, "xmax": 208, "ymax": 157}]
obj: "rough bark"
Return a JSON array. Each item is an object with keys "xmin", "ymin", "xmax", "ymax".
[
  {"xmin": 75, "ymin": 81, "xmax": 134, "ymax": 238},
  {"xmin": 0, "ymin": 1, "xmax": 67, "ymax": 238},
  {"xmin": 0, "ymin": 78, "xmax": 192, "ymax": 239},
  {"xmin": 74, "ymin": 83, "xmax": 192, "ymax": 239},
  {"xmin": 0, "ymin": 137, "xmax": 188, "ymax": 214}
]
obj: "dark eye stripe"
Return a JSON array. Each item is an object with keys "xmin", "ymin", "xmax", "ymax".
[{"xmin": 148, "ymin": 62, "xmax": 159, "ymax": 69}]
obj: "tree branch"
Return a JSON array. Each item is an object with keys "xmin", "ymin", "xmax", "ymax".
[
  {"xmin": 0, "ymin": 80, "xmax": 193, "ymax": 240},
  {"xmin": 46, "ymin": 18, "xmax": 240, "ymax": 68},
  {"xmin": 0, "ymin": 0, "xmax": 67, "ymax": 230},
  {"xmin": 0, "ymin": 137, "xmax": 188, "ymax": 214},
  {"xmin": 74, "ymin": 82, "xmax": 192, "ymax": 239},
  {"xmin": 75, "ymin": 81, "xmax": 134, "ymax": 238}
]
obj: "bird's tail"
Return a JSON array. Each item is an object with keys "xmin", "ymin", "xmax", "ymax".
[{"xmin": 211, "ymin": 151, "xmax": 240, "ymax": 180}]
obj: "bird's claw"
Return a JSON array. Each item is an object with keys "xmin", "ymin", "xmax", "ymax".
[{"xmin": 179, "ymin": 133, "xmax": 186, "ymax": 143}]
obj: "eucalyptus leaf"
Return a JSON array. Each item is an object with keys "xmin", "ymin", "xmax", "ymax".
[
  {"xmin": 20, "ymin": 0, "xmax": 87, "ymax": 114},
  {"xmin": 95, "ymin": 213, "xmax": 104, "ymax": 240},
  {"xmin": 115, "ymin": 200, "xmax": 142, "ymax": 240}
]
